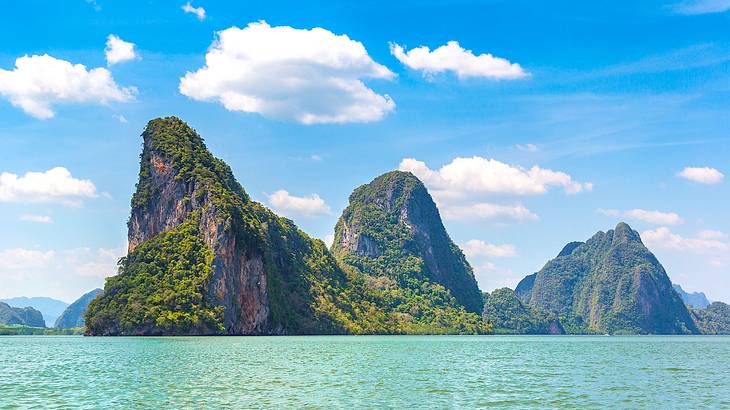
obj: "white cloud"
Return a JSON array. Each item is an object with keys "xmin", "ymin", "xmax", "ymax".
[
  {"xmin": 310, "ymin": 154, "xmax": 322, "ymax": 162},
  {"xmin": 441, "ymin": 202, "xmax": 538, "ymax": 222},
  {"xmin": 677, "ymin": 166, "xmax": 724, "ymax": 184},
  {"xmin": 113, "ymin": 114, "xmax": 128, "ymax": 123},
  {"xmin": 323, "ymin": 234, "xmax": 335, "ymax": 248},
  {"xmin": 399, "ymin": 156, "xmax": 592, "ymax": 197},
  {"xmin": 642, "ymin": 227, "xmax": 729, "ymax": 253},
  {"xmin": 390, "ymin": 41, "xmax": 527, "ymax": 80},
  {"xmin": 179, "ymin": 21, "xmax": 395, "ymax": 124},
  {"xmin": 461, "ymin": 240, "xmax": 517, "ymax": 259},
  {"xmin": 515, "ymin": 143, "xmax": 539, "ymax": 152},
  {"xmin": 597, "ymin": 208, "xmax": 683, "ymax": 225},
  {"xmin": 0, "ymin": 246, "xmax": 124, "ymax": 300},
  {"xmin": 268, "ymin": 190, "xmax": 331, "ymax": 217},
  {"xmin": 0, "ymin": 167, "xmax": 97, "ymax": 205},
  {"xmin": 105, "ymin": 35, "xmax": 138, "ymax": 66},
  {"xmin": 673, "ymin": 0, "xmax": 730, "ymax": 14},
  {"xmin": 624, "ymin": 209, "xmax": 683, "ymax": 225},
  {"xmin": 698, "ymin": 230, "xmax": 729, "ymax": 240},
  {"xmin": 20, "ymin": 214, "xmax": 53, "ymax": 224},
  {"xmin": 0, "ymin": 248, "xmax": 56, "ymax": 270},
  {"xmin": 0, "ymin": 54, "xmax": 135, "ymax": 119},
  {"xmin": 60, "ymin": 247, "xmax": 122, "ymax": 278},
  {"xmin": 181, "ymin": 1, "xmax": 206, "ymax": 20},
  {"xmin": 596, "ymin": 208, "xmax": 621, "ymax": 217}
]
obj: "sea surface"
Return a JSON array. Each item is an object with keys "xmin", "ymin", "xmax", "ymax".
[{"xmin": 1, "ymin": 335, "xmax": 729, "ymax": 409}]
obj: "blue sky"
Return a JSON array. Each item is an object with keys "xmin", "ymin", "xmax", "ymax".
[{"xmin": 1, "ymin": 0, "xmax": 729, "ymax": 302}]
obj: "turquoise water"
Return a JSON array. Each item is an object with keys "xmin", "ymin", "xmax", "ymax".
[{"xmin": 1, "ymin": 336, "xmax": 729, "ymax": 409}]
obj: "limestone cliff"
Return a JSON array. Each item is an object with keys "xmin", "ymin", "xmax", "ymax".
[
  {"xmin": 86, "ymin": 117, "xmax": 359, "ymax": 335},
  {"xmin": 517, "ymin": 222, "xmax": 698, "ymax": 334},
  {"xmin": 85, "ymin": 117, "xmax": 486, "ymax": 335},
  {"xmin": 332, "ymin": 171, "xmax": 483, "ymax": 313}
]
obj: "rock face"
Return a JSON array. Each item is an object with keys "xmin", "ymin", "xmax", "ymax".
[
  {"xmin": 54, "ymin": 289, "xmax": 102, "ymax": 328},
  {"xmin": 332, "ymin": 170, "xmax": 483, "ymax": 313},
  {"xmin": 516, "ymin": 222, "xmax": 698, "ymax": 334},
  {"xmin": 85, "ymin": 117, "xmax": 485, "ymax": 336},
  {"xmin": 0, "ymin": 302, "xmax": 45, "ymax": 327},
  {"xmin": 86, "ymin": 117, "xmax": 365, "ymax": 335},
  {"xmin": 673, "ymin": 284, "xmax": 711, "ymax": 309}
]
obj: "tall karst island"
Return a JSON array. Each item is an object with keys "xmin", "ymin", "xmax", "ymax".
[
  {"xmin": 85, "ymin": 117, "xmax": 485, "ymax": 336},
  {"xmin": 505, "ymin": 223, "xmax": 699, "ymax": 335}
]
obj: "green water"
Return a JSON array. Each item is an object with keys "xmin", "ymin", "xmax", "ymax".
[{"xmin": 1, "ymin": 336, "xmax": 729, "ymax": 409}]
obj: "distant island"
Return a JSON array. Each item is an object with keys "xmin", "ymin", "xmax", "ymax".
[
  {"xmin": 0, "ymin": 289, "xmax": 101, "ymax": 334},
  {"xmin": 5, "ymin": 117, "xmax": 724, "ymax": 337}
]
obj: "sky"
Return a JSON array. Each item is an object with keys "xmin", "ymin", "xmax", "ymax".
[{"xmin": 1, "ymin": 0, "xmax": 729, "ymax": 303}]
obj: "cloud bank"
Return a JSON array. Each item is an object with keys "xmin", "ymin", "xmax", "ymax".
[
  {"xmin": 180, "ymin": 21, "xmax": 395, "ymax": 124},
  {"xmin": 0, "ymin": 54, "xmax": 135, "ymax": 119},
  {"xmin": 0, "ymin": 167, "xmax": 97, "ymax": 205}
]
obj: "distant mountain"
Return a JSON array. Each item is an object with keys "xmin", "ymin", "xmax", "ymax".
[
  {"xmin": 54, "ymin": 289, "xmax": 102, "ymax": 328},
  {"xmin": 0, "ymin": 302, "xmax": 45, "ymax": 327},
  {"xmin": 332, "ymin": 170, "xmax": 484, "ymax": 314},
  {"xmin": 482, "ymin": 288, "xmax": 564, "ymax": 334},
  {"xmin": 516, "ymin": 222, "xmax": 698, "ymax": 335},
  {"xmin": 672, "ymin": 284, "xmax": 711, "ymax": 309},
  {"xmin": 0, "ymin": 297, "xmax": 68, "ymax": 327},
  {"xmin": 691, "ymin": 302, "xmax": 730, "ymax": 335}
]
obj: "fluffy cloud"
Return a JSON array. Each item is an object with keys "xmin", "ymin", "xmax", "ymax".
[
  {"xmin": 399, "ymin": 157, "xmax": 592, "ymax": 197},
  {"xmin": 440, "ymin": 202, "xmax": 538, "ymax": 222},
  {"xmin": 268, "ymin": 190, "xmax": 331, "ymax": 217},
  {"xmin": 179, "ymin": 21, "xmax": 395, "ymax": 124},
  {"xmin": 0, "ymin": 167, "xmax": 97, "ymax": 205},
  {"xmin": 461, "ymin": 240, "xmax": 517, "ymax": 259},
  {"xmin": 597, "ymin": 208, "xmax": 683, "ymax": 225},
  {"xmin": 0, "ymin": 248, "xmax": 56, "ymax": 270},
  {"xmin": 642, "ymin": 227, "xmax": 729, "ymax": 253},
  {"xmin": 181, "ymin": 1, "xmax": 206, "ymax": 20},
  {"xmin": 399, "ymin": 156, "xmax": 589, "ymax": 223},
  {"xmin": 105, "ymin": 35, "xmax": 138, "ymax": 65},
  {"xmin": 0, "ymin": 54, "xmax": 135, "ymax": 119},
  {"xmin": 20, "ymin": 214, "xmax": 53, "ymax": 224},
  {"xmin": 673, "ymin": 0, "xmax": 730, "ymax": 14},
  {"xmin": 390, "ymin": 41, "xmax": 527, "ymax": 79},
  {"xmin": 0, "ymin": 246, "xmax": 124, "ymax": 300},
  {"xmin": 677, "ymin": 166, "xmax": 724, "ymax": 184}
]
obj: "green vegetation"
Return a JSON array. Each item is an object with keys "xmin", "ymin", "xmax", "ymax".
[
  {"xmin": 482, "ymin": 288, "xmax": 563, "ymax": 334},
  {"xmin": 517, "ymin": 222, "xmax": 698, "ymax": 335},
  {"xmin": 0, "ymin": 324, "xmax": 82, "ymax": 336},
  {"xmin": 87, "ymin": 117, "xmax": 486, "ymax": 335},
  {"xmin": 330, "ymin": 170, "xmax": 486, "ymax": 333},
  {"xmin": 86, "ymin": 220, "xmax": 224, "ymax": 335},
  {"xmin": 692, "ymin": 302, "xmax": 730, "ymax": 335}
]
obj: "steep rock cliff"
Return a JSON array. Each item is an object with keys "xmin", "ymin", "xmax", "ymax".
[
  {"xmin": 0, "ymin": 302, "xmax": 45, "ymax": 327},
  {"xmin": 54, "ymin": 289, "xmax": 102, "ymax": 328},
  {"xmin": 86, "ymin": 117, "xmax": 363, "ymax": 335},
  {"xmin": 85, "ymin": 117, "xmax": 485, "ymax": 335},
  {"xmin": 332, "ymin": 171, "xmax": 483, "ymax": 313},
  {"xmin": 517, "ymin": 222, "xmax": 698, "ymax": 334}
]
